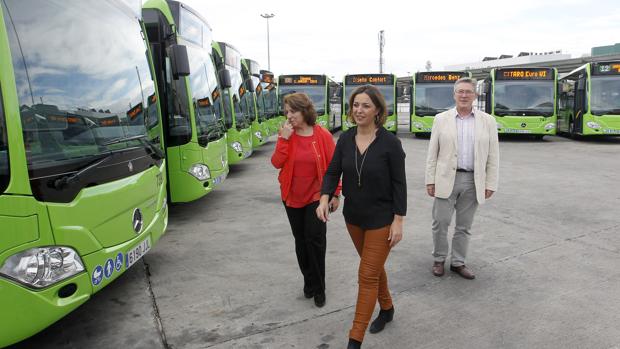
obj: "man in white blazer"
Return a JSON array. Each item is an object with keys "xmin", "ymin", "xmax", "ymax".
[{"xmin": 425, "ymin": 77, "xmax": 499, "ymax": 280}]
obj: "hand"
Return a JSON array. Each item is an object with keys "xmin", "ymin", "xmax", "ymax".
[
  {"xmin": 388, "ymin": 215, "xmax": 403, "ymax": 248},
  {"xmin": 280, "ymin": 119, "xmax": 293, "ymax": 140},
  {"xmin": 426, "ymin": 184, "xmax": 435, "ymax": 197},
  {"xmin": 328, "ymin": 196, "xmax": 340, "ymax": 212},
  {"xmin": 316, "ymin": 195, "xmax": 331, "ymax": 222},
  {"xmin": 485, "ymin": 189, "xmax": 495, "ymax": 199}
]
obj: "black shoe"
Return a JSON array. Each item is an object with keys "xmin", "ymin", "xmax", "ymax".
[
  {"xmin": 303, "ymin": 284, "xmax": 314, "ymax": 298},
  {"xmin": 369, "ymin": 306, "xmax": 394, "ymax": 334},
  {"xmin": 314, "ymin": 293, "xmax": 326, "ymax": 307},
  {"xmin": 347, "ymin": 338, "xmax": 361, "ymax": 349}
]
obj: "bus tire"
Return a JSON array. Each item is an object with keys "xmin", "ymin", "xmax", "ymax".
[{"xmin": 569, "ymin": 119, "xmax": 577, "ymax": 139}]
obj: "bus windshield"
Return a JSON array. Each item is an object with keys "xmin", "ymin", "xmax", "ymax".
[
  {"xmin": 590, "ymin": 76, "xmax": 620, "ymax": 115},
  {"xmin": 262, "ymin": 84, "xmax": 278, "ymax": 118},
  {"xmin": 345, "ymin": 85, "xmax": 394, "ymax": 115},
  {"xmin": 3, "ymin": 0, "xmax": 157, "ymax": 173},
  {"xmin": 494, "ymin": 81, "xmax": 554, "ymax": 116},
  {"xmin": 279, "ymin": 85, "xmax": 326, "ymax": 115},
  {"xmin": 415, "ymin": 83, "xmax": 455, "ymax": 116},
  {"xmin": 187, "ymin": 46, "xmax": 224, "ymax": 146}
]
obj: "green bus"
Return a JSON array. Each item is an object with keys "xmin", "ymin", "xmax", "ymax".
[
  {"xmin": 143, "ymin": 0, "xmax": 229, "ymax": 203},
  {"xmin": 0, "ymin": 1, "xmax": 168, "ymax": 346},
  {"xmin": 241, "ymin": 58, "xmax": 269, "ymax": 148},
  {"xmin": 478, "ymin": 67, "xmax": 557, "ymax": 137},
  {"xmin": 212, "ymin": 41, "xmax": 253, "ymax": 164},
  {"xmin": 410, "ymin": 71, "xmax": 470, "ymax": 135},
  {"xmin": 260, "ymin": 70, "xmax": 281, "ymax": 135},
  {"xmin": 342, "ymin": 74, "xmax": 397, "ymax": 133},
  {"xmin": 557, "ymin": 61, "xmax": 620, "ymax": 136},
  {"xmin": 277, "ymin": 74, "xmax": 342, "ymax": 132}
]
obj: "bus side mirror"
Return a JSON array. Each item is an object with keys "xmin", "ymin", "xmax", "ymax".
[
  {"xmin": 577, "ymin": 79, "xmax": 585, "ymax": 91},
  {"xmin": 484, "ymin": 83, "xmax": 490, "ymax": 94},
  {"xmin": 219, "ymin": 69, "xmax": 232, "ymax": 89},
  {"xmin": 246, "ymin": 80, "xmax": 255, "ymax": 92},
  {"xmin": 169, "ymin": 44, "xmax": 190, "ymax": 79}
]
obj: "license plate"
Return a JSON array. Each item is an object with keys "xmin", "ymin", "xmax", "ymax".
[
  {"xmin": 504, "ymin": 128, "xmax": 532, "ymax": 134},
  {"xmin": 126, "ymin": 236, "xmax": 151, "ymax": 269},
  {"xmin": 603, "ymin": 129, "xmax": 620, "ymax": 134},
  {"xmin": 213, "ymin": 173, "xmax": 226, "ymax": 186}
]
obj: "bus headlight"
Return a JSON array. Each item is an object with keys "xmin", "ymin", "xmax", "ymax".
[
  {"xmin": 544, "ymin": 123, "xmax": 555, "ymax": 130},
  {"xmin": 385, "ymin": 121, "xmax": 395, "ymax": 129},
  {"xmin": 231, "ymin": 142, "xmax": 243, "ymax": 153},
  {"xmin": 319, "ymin": 120, "xmax": 327, "ymax": 126},
  {"xmin": 413, "ymin": 122, "xmax": 423, "ymax": 129},
  {"xmin": 189, "ymin": 164, "xmax": 211, "ymax": 180},
  {"xmin": 254, "ymin": 131, "xmax": 263, "ymax": 140},
  {"xmin": 586, "ymin": 121, "xmax": 601, "ymax": 129},
  {"xmin": 0, "ymin": 247, "xmax": 84, "ymax": 288},
  {"xmin": 496, "ymin": 122, "xmax": 503, "ymax": 130}
]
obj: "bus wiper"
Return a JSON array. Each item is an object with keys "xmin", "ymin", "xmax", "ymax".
[
  {"xmin": 102, "ymin": 134, "xmax": 164, "ymax": 159},
  {"xmin": 53, "ymin": 154, "xmax": 112, "ymax": 190},
  {"xmin": 592, "ymin": 108, "xmax": 620, "ymax": 115}
]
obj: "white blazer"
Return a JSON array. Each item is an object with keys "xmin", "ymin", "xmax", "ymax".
[{"xmin": 425, "ymin": 108, "xmax": 499, "ymax": 204}]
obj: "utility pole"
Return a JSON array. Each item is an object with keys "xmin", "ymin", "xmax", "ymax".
[
  {"xmin": 378, "ymin": 30, "xmax": 385, "ymax": 73},
  {"xmin": 260, "ymin": 13, "xmax": 275, "ymax": 70}
]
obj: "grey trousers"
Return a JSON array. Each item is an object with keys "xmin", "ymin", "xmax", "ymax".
[{"xmin": 432, "ymin": 172, "xmax": 478, "ymax": 266}]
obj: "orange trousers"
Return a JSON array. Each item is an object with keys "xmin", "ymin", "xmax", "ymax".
[{"xmin": 346, "ymin": 223, "xmax": 393, "ymax": 342}]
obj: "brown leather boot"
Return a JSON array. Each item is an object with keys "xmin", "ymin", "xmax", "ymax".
[
  {"xmin": 450, "ymin": 265, "xmax": 475, "ymax": 280},
  {"xmin": 432, "ymin": 261, "xmax": 445, "ymax": 277}
]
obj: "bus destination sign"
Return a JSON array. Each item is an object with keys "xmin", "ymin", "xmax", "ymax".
[
  {"xmin": 592, "ymin": 62, "xmax": 620, "ymax": 75},
  {"xmin": 417, "ymin": 72, "xmax": 467, "ymax": 83},
  {"xmin": 346, "ymin": 74, "xmax": 394, "ymax": 85},
  {"xmin": 496, "ymin": 68, "xmax": 553, "ymax": 80},
  {"xmin": 280, "ymin": 75, "xmax": 325, "ymax": 85}
]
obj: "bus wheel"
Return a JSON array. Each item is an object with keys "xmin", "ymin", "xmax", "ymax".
[{"xmin": 568, "ymin": 119, "xmax": 577, "ymax": 139}]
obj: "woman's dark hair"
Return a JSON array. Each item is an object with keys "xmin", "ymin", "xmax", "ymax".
[
  {"xmin": 283, "ymin": 93, "xmax": 317, "ymax": 126},
  {"xmin": 347, "ymin": 85, "xmax": 387, "ymax": 126}
]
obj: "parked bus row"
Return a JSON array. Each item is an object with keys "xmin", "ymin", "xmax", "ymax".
[
  {"xmin": 0, "ymin": 0, "xmax": 280, "ymax": 346},
  {"xmin": 408, "ymin": 63, "xmax": 620, "ymax": 138}
]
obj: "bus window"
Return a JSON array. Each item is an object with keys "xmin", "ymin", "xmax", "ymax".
[{"xmin": 0, "ymin": 85, "xmax": 8, "ymax": 193}]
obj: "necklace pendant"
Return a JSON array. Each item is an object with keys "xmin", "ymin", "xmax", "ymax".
[{"xmin": 357, "ymin": 178, "xmax": 361, "ymax": 188}]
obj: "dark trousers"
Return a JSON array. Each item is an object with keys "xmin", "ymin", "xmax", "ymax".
[{"xmin": 283, "ymin": 201, "xmax": 326, "ymax": 295}]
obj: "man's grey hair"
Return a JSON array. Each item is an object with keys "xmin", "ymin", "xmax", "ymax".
[{"xmin": 454, "ymin": 77, "xmax": 477, "ymax": 92}]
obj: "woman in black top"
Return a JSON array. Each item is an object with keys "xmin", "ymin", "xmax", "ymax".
[{"xmin": 317, "ymin": 85, "xmax": 407, "ymax": 349}]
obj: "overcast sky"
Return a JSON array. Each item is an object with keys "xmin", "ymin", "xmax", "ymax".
[{"xmin": 180, "ymin": 0, "xmax": 620, "ymax": 78}]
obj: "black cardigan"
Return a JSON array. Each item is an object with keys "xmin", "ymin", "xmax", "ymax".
[{"xmin": 321, "ymin": 127, "xmax": 407, "ymax": 229}]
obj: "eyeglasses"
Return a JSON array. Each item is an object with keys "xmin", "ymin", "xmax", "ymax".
[{"xmin": 455, "ymin": 90, "xmax": 475, "ymax": 95}]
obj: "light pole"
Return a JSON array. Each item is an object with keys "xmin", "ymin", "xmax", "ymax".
[{"xmin": 260, "ymin": 13, "xmax": 275, "ymax": 71}]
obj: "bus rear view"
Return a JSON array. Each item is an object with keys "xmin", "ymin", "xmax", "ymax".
[{"xmin": 0, "ymin": 0, "xmax": 168, "ymax": 346}]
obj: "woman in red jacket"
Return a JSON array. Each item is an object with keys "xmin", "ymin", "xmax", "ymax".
[{"xmin": 271, "ymin": 93, "xmax": 340, "ymax": 307}]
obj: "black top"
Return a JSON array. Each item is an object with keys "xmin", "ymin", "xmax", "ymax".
[{"xmin": 321, "ymin": 127, "xmax": 407, "ymax": 229}]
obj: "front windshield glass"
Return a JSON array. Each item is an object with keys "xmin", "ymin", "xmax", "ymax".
[
  {"xmin": 3, "ymin": 0, "xmax": 157, "ymax": 172},
  {"xmin": 494, "ymin": 80, "xmax": 554, "ymax": 116},
  {"xmin": 262, "ymin": 84, "xmax": 278, "ymax": 118},
  {"xmin": 590, "ymin": 76, "xmax": 620, "ymax": 115},
  {"xmin": 278, "ymin": 85, "xmax": 326, "ymax": 115},
  {"xmin": 415, "ymin": 83, "xmax": 455, "ymax": 116},
  {"xmin": 187, "ymin": 46, "xmax": 224, "ymax": 145},
  {"xmin": 0, "ymin": 87, "xmax": 8, "ymax": 193},
  {"xmin": 229, "ymin": 69, "xmax": 249, "ymax": 130},
  {"xmin": 345, "ymin": 84, "xmax": 394, "ymax": 115}
]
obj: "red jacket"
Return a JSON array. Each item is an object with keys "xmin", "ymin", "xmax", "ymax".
[{"xmin": 271, "ymin": 125, "xmax": 341, "ymax": 202}]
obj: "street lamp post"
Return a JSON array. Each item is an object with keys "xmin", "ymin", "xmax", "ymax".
[{"xmin": 260, "ymin": 13, "xmax": 275, "ymax": 71}]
